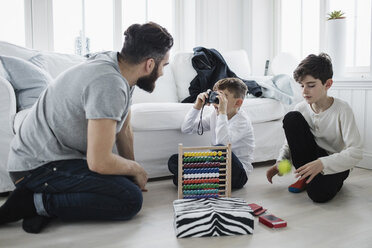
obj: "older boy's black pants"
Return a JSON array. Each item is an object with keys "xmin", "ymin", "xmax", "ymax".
[
  {"xmin": 168, "ymin": 151, "xmax": 248, "ymax": 189},
  {"xmin": 283, "ymin": 111, "xmax": 349, "ymax": 203}
]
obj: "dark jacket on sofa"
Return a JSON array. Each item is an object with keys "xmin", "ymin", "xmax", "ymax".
[{"xmin": 182, "ymin": 47, "xmax": 262, "ymax": 103}]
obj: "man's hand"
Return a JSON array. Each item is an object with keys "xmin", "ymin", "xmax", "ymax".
[
  {"xmin": 295, "ymin": 159, "xmax": 324, "ymax": 184},
  {"xmin": 266, "ymin": 163, "xmax": 279, "ymax": 184},
  {"xmin": 132, "ymin": 162, "xmax": 148, "ymax": 192}
]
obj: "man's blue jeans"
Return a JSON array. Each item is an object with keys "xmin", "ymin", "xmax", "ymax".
[{"xmin": 13, "ymin": 159, "xmax": 143, "ymax": 221}]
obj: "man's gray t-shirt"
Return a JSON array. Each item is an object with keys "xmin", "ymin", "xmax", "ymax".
[{"xmin": 7, "ymin": 51, "xmax": 134, "ymax": 172}]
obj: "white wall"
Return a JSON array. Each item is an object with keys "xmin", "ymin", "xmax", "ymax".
[
  {"xmin": 27, "ymin": 0, "xmax": 54, "ymax": 50},
  {"xmin": 194, "ymin": 0, "xmax": 244, "ymax": 52},
  {"xmin": 176, "ymin": 0, "xmax": 196, "ymax": 52},
  {"xmin": 26, "ymin": 0, "xmax": 276, "ymax": 76},
  {"xmin": 245, "ymin": 0, "xmax": 274, "ymax": 75},
  {"xmin": 181, "ymin": 0, "xmax": 274, "ymax": 76}
]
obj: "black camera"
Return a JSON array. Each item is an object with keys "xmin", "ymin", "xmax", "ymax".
[{"xmin": 207, "ymin": 91, "xmax": 219, "ymax": 104}]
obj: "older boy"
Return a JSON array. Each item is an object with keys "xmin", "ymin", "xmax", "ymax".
[
  {"xmin": 266, "ymin": 53, "xmax": 363, "ymax": 203},
  {"xmin": 168, "ymin": 78, "xmax": 255, "ymax": 189}
]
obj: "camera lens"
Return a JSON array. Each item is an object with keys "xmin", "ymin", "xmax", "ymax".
[{"xmin": 208, "ymin": 91, "xmax": 219, "ymax": 104}]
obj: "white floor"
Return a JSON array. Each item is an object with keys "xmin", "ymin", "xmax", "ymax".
[{"xmin": 1, "ymin": 164, "xmax": 372, "ymax": 248}]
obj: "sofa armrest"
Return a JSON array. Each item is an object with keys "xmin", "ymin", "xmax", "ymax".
[
  {"xmin": 0, "ymin": 77, "xmax": 17, "ymax": 135},
  {"xmin": 0, "ymin": 77, "xmax": 17, "ymax": 192}
]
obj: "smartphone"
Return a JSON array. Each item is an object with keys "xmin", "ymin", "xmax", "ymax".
[
  {"xmin": 247, "ymin": 203, "xmax": 266, "ymax": 216},
  {"xmin": 247, "ymin": 203, "xmax": 262, "ymax": 212},
  {"xmin": 259, "ymin": 214, "xmax": 287, "ymax": 228}
]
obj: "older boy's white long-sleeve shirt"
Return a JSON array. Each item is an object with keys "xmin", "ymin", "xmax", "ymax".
[
  {"xmin": 278, "ymin": 98, "xmax": 363, "ymax": 174},
  {"xmin": 181, "ymin": 107, "xmax": 255, "ymax": 175}
]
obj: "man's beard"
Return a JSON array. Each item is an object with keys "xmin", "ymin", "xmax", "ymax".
[{"xmin": 136, "ymin": 63, "xmax": 159, "ymax": 93}]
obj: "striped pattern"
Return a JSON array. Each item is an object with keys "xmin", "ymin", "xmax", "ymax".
[{"xmin": 173, "ymin": 197, "xmax": 254, "ymax": 238}]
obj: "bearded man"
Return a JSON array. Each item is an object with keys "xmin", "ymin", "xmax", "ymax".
[{"xmin": 0, "ymin": 22, "xmax": 173, "ymax": 233}]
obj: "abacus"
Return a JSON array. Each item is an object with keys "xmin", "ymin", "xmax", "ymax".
[{"xmin": 177, "ymin": 143, "xmax": 232, "ymax": 199}]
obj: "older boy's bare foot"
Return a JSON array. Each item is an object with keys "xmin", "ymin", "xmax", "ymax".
[{"xmin": 266, "ymin": 165, "xmax": 279, "ymax": 184}]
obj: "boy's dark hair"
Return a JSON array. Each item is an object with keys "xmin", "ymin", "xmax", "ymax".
[
  {"xmin": 120, "ymin": 22, "xmax": 173, "ymax": 64},
  {"xmin": 293, "ymin": 53, "xmax": 333, "ymax": 85},
  {"xmin": 213, "ymin": 78, "xmax": 247, "ymax": 99}
]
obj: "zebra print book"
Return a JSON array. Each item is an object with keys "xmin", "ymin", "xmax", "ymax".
[{"xmin": 173, "ymin": 197, "xmax": 254, "ymax": 238}]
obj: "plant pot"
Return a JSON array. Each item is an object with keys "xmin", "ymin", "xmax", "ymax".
[{"xmin": 326, "ymin": 18, "xmax": 346, "ymax": 77}]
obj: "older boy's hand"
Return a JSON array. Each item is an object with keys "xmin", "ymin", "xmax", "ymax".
[
  {"xmin": 266, "ymin": 163, "xmax": 279, "ymax": 184},
  {"xmin": 295, "ymin": 159, "xmax": 324, "ymax": 184}
]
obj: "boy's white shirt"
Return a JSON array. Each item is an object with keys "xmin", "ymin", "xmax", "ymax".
[
  {"xmin": 278, "ymin": 98, "xmax": 363, "ymax": 174},
  {"xmin": 181, "ymin": 107, "xmax": 255, "ymax": 175}
]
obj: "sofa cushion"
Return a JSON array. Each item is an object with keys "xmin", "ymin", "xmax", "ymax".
[
  {"xmin": 131, "ymin": 98, "xmax": 284, "ymax": 132},
  {"xmin": 222, "ymin": 50, "xmax": 251, "ymax": 79},
  {"xmin": 241, "ymin": 98, "xmax": 285, "ymax": 124},
  {"xmin": 131, "ymin": 65, "xmax": 179, "ymax": 104},
  {"xmin": 171, "ymin": 52, "xmax": 197, "ymax": 102},
  {"xmin": 0, "ymin": 41, "xmax": 85, "ymax": 78},
  {"xmin": 131, "ymin": 103, "xmax": 214, "ymax": 131},
  {"xmin": 29, "ymin": 52, "xmax": 85, "ymax": 78},
  {"xmin": 0, "ymin": 55, "xmax": 51, "ymax": 111},
  {"xmin": 0, "ymin": 41, "xmax": 37, "ymax": 60},
  {"xmin": 0, "ymin": 60, "xmax": 8, "ymax": 78}
]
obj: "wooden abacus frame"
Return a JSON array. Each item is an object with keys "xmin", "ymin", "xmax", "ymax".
[{"xmin": 177, "ymin": 143, "xmax": 232, "ymax": 199}]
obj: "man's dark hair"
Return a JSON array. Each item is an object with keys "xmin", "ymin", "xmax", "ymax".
[
  {"xmin": 293, "ymin": 53, "xmax": 333, "ymax": 85},
  {"xmin": 119, "ymin": 22, "xmax": 173, "ymax": 64}
]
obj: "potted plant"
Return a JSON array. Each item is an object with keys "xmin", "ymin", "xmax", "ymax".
[
  {"xmin": 327, "ymin": 10, "xmax": 345, "ymax": 20},
  {"xmin": 326, "ymin": 10, "xmax": 347, "ymax": 77}
]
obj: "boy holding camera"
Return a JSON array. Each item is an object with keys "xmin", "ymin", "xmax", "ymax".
[{"xmin": 168, "ymin": 78, "xmax": 255, "ymax": 189}]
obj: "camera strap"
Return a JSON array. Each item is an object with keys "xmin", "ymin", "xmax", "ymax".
[{"xmin": 197, "ymin": 104, "xmax": 206, "ymax": 135}]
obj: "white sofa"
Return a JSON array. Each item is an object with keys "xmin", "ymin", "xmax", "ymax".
[{"xmin": 0, "ymin": 41, "xmax": 290, "ymax": 193}]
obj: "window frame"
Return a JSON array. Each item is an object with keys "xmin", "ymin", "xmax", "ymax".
[
  {"xmin": 23, "ymin": 0, "xmax": 179, "ymax": 54},
  {"xmin": 275, "ymin": 0, "xmax": 372, "ymax": 78}
]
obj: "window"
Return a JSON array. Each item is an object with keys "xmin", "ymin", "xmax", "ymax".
[
  {"xmin": 0, "ymin": 0, "xmax": 25, "ymax": 46},
  {"xmin": 280, "ymin": 0, "xmax": 320, "ymax": 61},
  {"xmin": 53, "ymin": 0, "xmax": 113, "ymax": 55},
  {"xmin": 121, "ymin": 0, "xmax": 174, "ymax": 46},
  {"xmin": 53, "ymin": 0, "xmax": 174, "ymax": 55},
  {"xmin": 278, "ymin": 0, "xmax": 372, "ymax": 75},
  {"xmin": 329, "ymin": 0, "xmax": 371, "ymax": 68},
  {"xmin": 147, "ymin": 0, "xmax": 174, "ymax": 34},
  {"xmin": 122, "ymin": 0, "xmax": 147, "ymax": 33},
  {"xmin": 0, "ymin": 0, "xmax": 175, "ymax": 55},
  {"xmin": 85, "ymin": 0, "xmax": 114, "ymax": 54}
]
